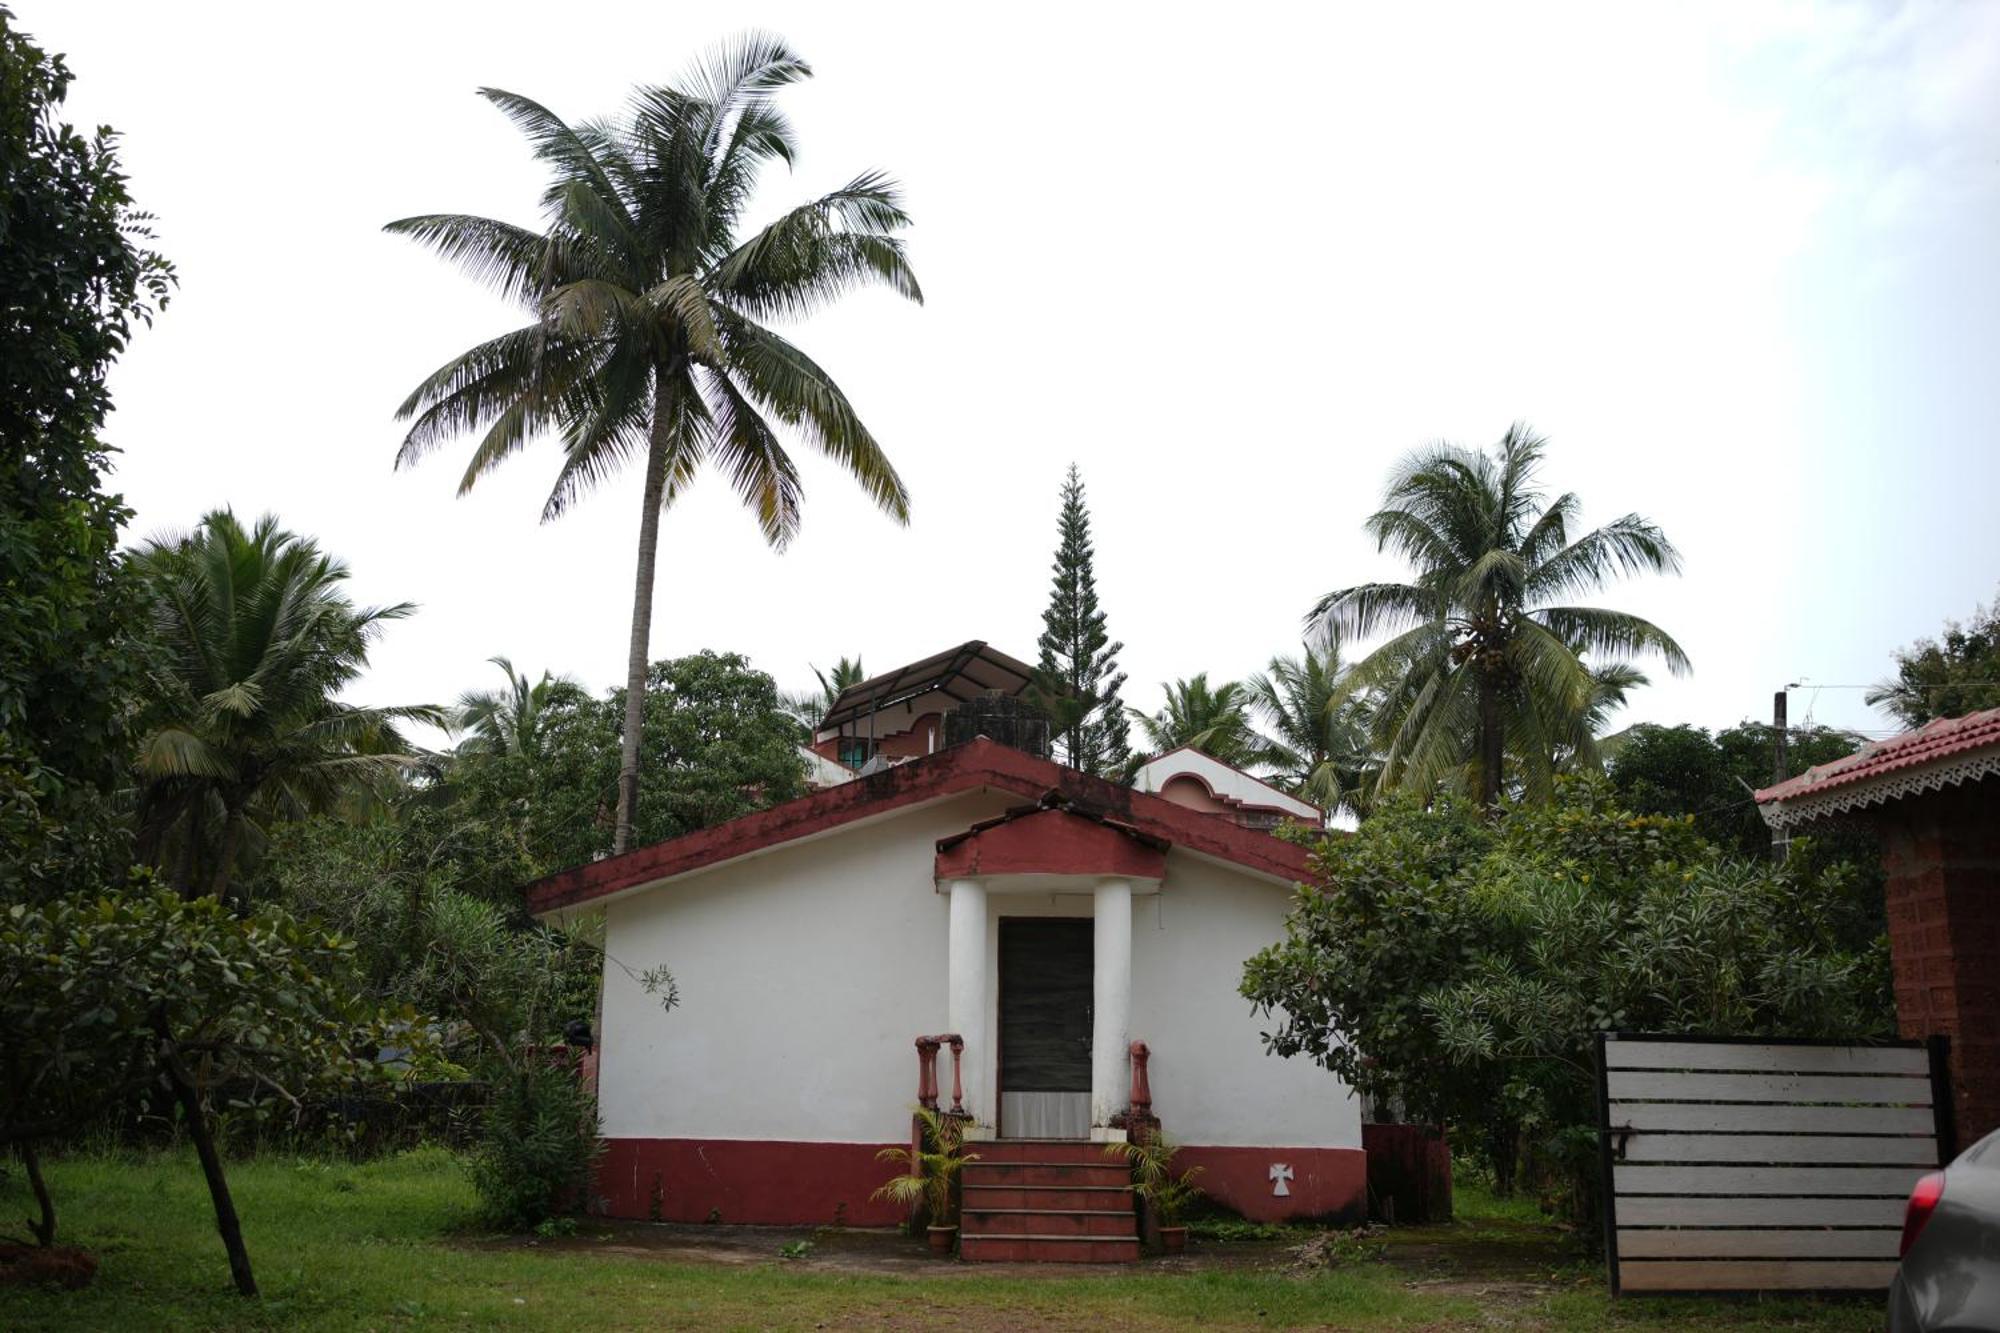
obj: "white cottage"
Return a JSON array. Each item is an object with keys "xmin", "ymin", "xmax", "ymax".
[{"xmin": 530, "ymin": 644, "xmax": 1363, "ymax": 1260}]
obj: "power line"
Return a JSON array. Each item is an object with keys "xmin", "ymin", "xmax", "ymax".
[{"xmin": 1782, "ymin": 682, "xmax": 2000, "ymax": 691}]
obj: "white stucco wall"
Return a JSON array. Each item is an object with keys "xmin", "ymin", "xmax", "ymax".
[
  {"xmin": 597, "ymin": 804, "xmax": 1357, "ymax": 1151},
  {"xmin": 1129, "ymin": 851, "xmax": 1361, "ymax": 1149},
  {"xmin": 597, "ymin": 791, "xmax": 1013, "ymax": 1143}
]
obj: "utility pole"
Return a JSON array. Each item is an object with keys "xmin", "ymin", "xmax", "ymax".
[{"xmin": 1771, "ymin": 689, "xmax": 1789, "ymax": 863}]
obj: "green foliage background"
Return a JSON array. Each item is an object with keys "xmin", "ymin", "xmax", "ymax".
[
  {"xmin": 1243, "ymin": 782, "xmax": 1892, "ymax": 1226},
  {"xmin": 0, "ymin": 7, "xmax": 171, "ymax": 899}
]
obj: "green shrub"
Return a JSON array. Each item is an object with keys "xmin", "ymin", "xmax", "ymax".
[{"xmin": 469, "ymin": 1060, "xmax": 601, "ymax": 1231}]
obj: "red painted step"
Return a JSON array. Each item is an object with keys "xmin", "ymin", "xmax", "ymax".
[
  {"xmin": 963, "ymin": 1209, "xmax": 1135, "ymax": 1238},
  {"xmin": 957, "ymin": 1140, "xmax": 1138, "ymax": 1263},
  {"xmin": 973, "ymin": 1139, "xmax": 1122, "ymax": 1166},
  {"xmin": 958, "ymin": 1235, "xmax": 1141, "ymax": 1263},
  {"xmin": 963, "ymin": 1184, "xmax": 1131, "ymax": 1212},
  {"xmin": 961, "ymin": 1161, "xmax": 1130, "ymax": 1188}
]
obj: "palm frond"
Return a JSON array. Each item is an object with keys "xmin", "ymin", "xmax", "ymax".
[
  {"xmin": 1527, "ymin": 515, "xmax": 1684, "ymax": 601},
  {"xmin": 382, "ymin": 214, "xmax": 561, "ymax": 306},
  {"xmin": 1535, "ymin": 606, "xmax": 1691, "ymax": 675},
  {"xmin": 1307, "ymin": 581, "xmax": 1438, "ymax": 642},
  {"xmin": 476, "ymin": 88, "xmax": 636, "ymax": 234},
  {"xmin": 715, "ymin": 310, "xmax": 910, "ymax": 522},
  {"xmin": 702, "ymin": 366, "xmax": 803, "ymax": 547}
]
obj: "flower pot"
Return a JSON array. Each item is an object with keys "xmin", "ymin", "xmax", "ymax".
[
  {"xmin": 1158, "ymin": 1225, "xmax": 1188, "ymax": 1255},
  {"xmin": 927, "ymin": 1225, "xmax": 958, "ymax": 1255}
]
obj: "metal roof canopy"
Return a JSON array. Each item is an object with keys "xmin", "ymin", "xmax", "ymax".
[{"xmin": 818, "ymin": 640, "xmax": 1038, "ymax": 733}]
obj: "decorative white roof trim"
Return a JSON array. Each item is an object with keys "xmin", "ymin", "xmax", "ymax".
[{"xmin": 1759, "ymin": 751, "xmax": 2000, "ymax": 830}]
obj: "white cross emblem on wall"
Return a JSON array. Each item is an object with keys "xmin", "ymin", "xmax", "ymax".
[{"xmin": 1269, "ymin": 1163, "xmax": 1294, "ymax": 1197}]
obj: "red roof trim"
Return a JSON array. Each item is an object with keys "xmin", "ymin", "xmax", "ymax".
[
  {"xmin": 526, "ymin": 738, "xmax": 1311, "ymax": 914},
  {"xmin": 1755, "ymin": 707, "xmax": 2000, "ymax": 807}
]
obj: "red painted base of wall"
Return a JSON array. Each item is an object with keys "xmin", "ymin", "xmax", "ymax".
[
  {"xmin": 596, "ymin": 1138, "xmax": 1365, "ymax": 1229},
  {"xmin": 596, "ymin": 1139, "xmax": 905, "ymax": 1227},
  {"xmin": 1173, "ymin": 1145, "xmax": 1366, "ymax": 1224}
]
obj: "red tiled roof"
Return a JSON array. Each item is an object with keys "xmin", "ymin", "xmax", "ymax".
[
  {"xmin": 526, "ymin": 738, "xmax": 1313, "ymax": 916},
  {"xmin": 1754, "ymin": 707, "xmax": 2000, "ymax": 808}
]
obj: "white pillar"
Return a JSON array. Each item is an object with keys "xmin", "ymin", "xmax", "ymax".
[
  {"xmin": 1091, "ymin": 878, "xmax": 1133, "ymax": 1130},
  {"xmin": 945, "ymin": 879, "xmax": 989, "ymax": 1128}
]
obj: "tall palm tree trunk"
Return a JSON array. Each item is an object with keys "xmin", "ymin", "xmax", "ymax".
[
  {"xmin": 208, "ymin": 800, "xmax": 246, "ymax": 901},
  {"xmin": 1477, "ymin": 672, "xmax": 1504, "ymax": 809},
  {"xmin": 613, "ymin": 397, "xmax": 673, "ymax": 856}
]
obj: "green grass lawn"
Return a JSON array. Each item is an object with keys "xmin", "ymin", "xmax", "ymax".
[{"xmin": 0, "ymin": 1148, "xmax": 1885, "ymax": 1331}]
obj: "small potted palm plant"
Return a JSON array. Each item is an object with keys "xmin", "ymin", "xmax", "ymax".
[
  {"xmin": 1108, "ymin": 1132, "xmax": 1204, "ymax": 1254},
  {"xmin": 874, "ymin": 1106, "xmax": 978, "ymax": 1255}
]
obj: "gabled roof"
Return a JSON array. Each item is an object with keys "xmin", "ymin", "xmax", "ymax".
[
  {"xmin": 526, "ymin": 738, "xmax": 1312, "ymax": 916},
  {"xmin": 818, "ymin": 641, "xmax": 1037, "ymax": 732},
  {"xmin": 1755, "ymin": 707, "xmax": 2000, "ymax": 829}
]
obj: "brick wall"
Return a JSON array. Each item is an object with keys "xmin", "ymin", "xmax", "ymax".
[{"xmin": 1877, "ymin": 781, "xmax": 2000, "ymax": 1152}]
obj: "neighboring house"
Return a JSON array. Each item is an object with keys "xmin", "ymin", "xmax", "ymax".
[
  {"xmin": 807, "ymin": 640, "xmax": 1039, "ymax": 772},
  {"xmin": 797, "ymin": 744, "xmax": 857, "ymax": 790},
  {"xmin": 1756, "ymin": 706, "xmax": 2000, "ymax": 1152},
  {"xmin": 530, "ymin": 643, "xmax": 1362, "ymax": 1259},
  {"xmin": 1131, "ymin": 746, "xmax": 1321, "ymax": 830}
]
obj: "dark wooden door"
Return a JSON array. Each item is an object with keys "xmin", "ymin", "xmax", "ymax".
[{"xmin": 999, "ymin": 919, "xmax": 1093, "ymax": 1093}]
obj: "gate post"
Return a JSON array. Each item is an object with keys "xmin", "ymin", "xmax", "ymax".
[{"xmin": 1594, "ymin": 1031, "xmax": 1621, "ymax": 1297}]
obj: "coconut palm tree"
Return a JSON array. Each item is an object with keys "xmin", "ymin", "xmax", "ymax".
[
  {"xmin": 1130, "ymin": 675, "xmax": 1270, "ymax": 771},
  {"xmin": 131, "ymin": 512, "xmax": 440, "ymax": 900},
  {"xmin": 387, "ymin": 34, "xmax": 920, "ymax": 855},
  {"xmin": 1310, "ymin": 425, "xmax": 1688, "ymax": 808},
  {"xmin": 780, "ymin": 655, "xmax": 865, "ymax": 732},
  {"xmin": 453, "ymin": 656, "xmax": 579, "ymax": 759},
  {"xmin": 1247, "ymin": 637, "xmax": 1379, "ymax": 819}
]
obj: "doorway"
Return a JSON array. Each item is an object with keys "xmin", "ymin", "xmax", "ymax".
[{"xmin": 998, "ymin": 918, "xmax": 1093, "ymax": 1139}]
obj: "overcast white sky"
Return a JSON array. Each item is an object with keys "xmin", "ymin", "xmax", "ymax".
[{"xmin": 31, "ymin": 1, "xmax": 2000, "ymax": 745}]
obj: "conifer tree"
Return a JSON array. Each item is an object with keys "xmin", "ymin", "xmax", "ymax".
[{"xmin": 1032, "ymin": 466, "xmax": 1130, "ymax": 775}]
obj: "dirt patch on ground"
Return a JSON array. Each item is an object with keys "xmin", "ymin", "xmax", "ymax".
[
  {"xmin": 0, "ymin": 1244, "xmax": 98, "ymax": 1290},
  {"xmin": 473, "ymin": 1221, "xmax": 1300, "ymax": 1279}
]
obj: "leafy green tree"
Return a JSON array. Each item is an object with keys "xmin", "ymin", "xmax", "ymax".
[
  {"xmin": 781, "ymin": 654, "xmax": 864, "ymax": 732},
  {"xmin": 1131, "ymin": 674, "xmax": 1268, "ymax": 772},
  {"xmin": 264, "ymin": 651, "xmax": 805, "ymax": 912},
  {"xmin": 454, "ymin": 656, "xmax": 579, "ymax": 758},
  {"xmin": 129, "ymin": 512, "xmax": 439, "ymax": 900},
  {"xmin": 1868, "ymin": 590, "xmax": 2000, "ymax": 728},
  {"xmin": 1311, "ymin": 425, "xmax": 1688, "ymax": 807},
  {"xmin": 1608, "ymin": 720, "xmax": 1884, "ymax": 946},
  {"xmin": 1241, "ymin": 798, "xmax": 1501, "ymax": 1162},
  {"xmin": 1610, "ymin": 721, "xmax": 1863, "ymax": 860},
  {"xmin": 387, "ymin": 34, "xmax": 921, "ymax": 857},
  {"xmin": 0, "ymin": 9, "xmax": 172, "ymax": 901},
  {"xmin": 619, "ymin": 650, "xmax": 809, "ymax": 847},
  {"xmin": 0, "ymin": 891, "xmax": 416, "ymax": 1292},
  {"xmin": 1247, "ymin": 637, "xmax": 1378, "ymax": 819},
  {"xmin": 1030, "ymin": 465, "xmax": 1130, "ymax": 776},
  {"xmin": 1243, "ymin": 782, "xmax": 1891, "ymax": 1226}
]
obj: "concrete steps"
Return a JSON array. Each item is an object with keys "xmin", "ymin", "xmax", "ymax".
[{"xmin": 959, "ymin": 1140, "xmax": 1137, "ymax": 1263}]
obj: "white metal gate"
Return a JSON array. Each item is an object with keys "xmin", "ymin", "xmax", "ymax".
[{"xmin": 1596, "ymin": 1033, "xmax": 1950, "ymax": 1294}]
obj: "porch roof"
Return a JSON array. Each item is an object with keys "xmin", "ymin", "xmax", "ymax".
[
  {"xmin": 935, "ymin": 792, "xmax": 1170, "ymax": 883},
  {"xmin": 525, "ymin": 737, "xmax": 1314, "ymax": 917}
]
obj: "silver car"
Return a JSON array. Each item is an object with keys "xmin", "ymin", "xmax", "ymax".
[{"xmin": 1889, "ymin": 1127, "xmax": 2000, "ymax": 1332}]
